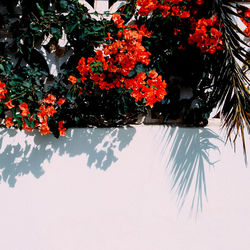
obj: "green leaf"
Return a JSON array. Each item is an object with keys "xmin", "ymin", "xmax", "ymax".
[
  {"xmin": 30, "ymin": 120, "xmax": 35, "ymax": 128},
  {"xmin": 51, "ymin": 27, "xmax": 62, "ymax": 40},
  {"xmin": 13, "ymin": 74, "xmax": 24, "ymax": 81},
  {"xmin": 0, "ymin": 105, "xmax": 3, "ymax": 115},
  {"xmin": 22, "ymin": 81, "xmax": 31, "ymax": 88},
  {"xmin": 15, "ymin": 117, "xmax": 23, "ymax": 130},
  {"xmin": 11, "ymin": 108, "xmax": 16, "ymax": 118},
  {"xmin": 36, "ymin": 3, "xmax": 45, "ymax": 16},
  {"xmin": 36, "ymin": 91, "xmax": 43, "ymax": 100},
  {"xmin": 0, "ymin": 64, "xmax": 5, "ymax": 73},
  {"xmin": 67, "ymin": 22, "xmax": 79, "ymax": 33},
  {"xmin": 135, "ymin": 64, "xmax": 145, "ymax": 74},
  {"xmin": 44, "ymin": 84, "xmax": 52, "ymax": 92},
  {"xmin": 104, "ymin": 11, "xmax": 110, "ymax": 17},
  {"xmin": 128, "ymin": 69, "xmax": 136, "ymax": 78},
  {"xmin": 5, "ymin": 63, "xmax": 11, "ymax": 74},
  {"xmin": 92, "ymin": 25, "xmax": 102, "ymax": 32},
  {"xmin": 29, "ymin": 23, "xmax": 40, "ymax": 32},
  {"xmin": 60, "ymin": 0, "xmax": 68, "ymax": 9},
  {"xmin": 24, "ymin": 117, "xmax": 30, "ymax": 126},
  {"xmin": 27, "ymin": 96, "xmax": 34, "ymax": 101}
]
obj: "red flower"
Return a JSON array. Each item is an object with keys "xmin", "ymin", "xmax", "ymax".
[
  {"xmin": 58, "ymin": 121, "xmax": 66, "ymax": 136},
  {"xmin": 106, "ymin": 32, "xmax": 113, "ymax": 40},
  {"xmin": 58, "ymin": 98, "xmax": 66, "ymax": 105},
  {"xmin": 210, "ymin": 27, "xmax": 222, "ymax": 38},
  {"xmin": 178, "ymin": 44, "xmax": 186, "ymax": 50},
  {"xmin": 160, "ymin": 4, "xmax": 171, "ymax": 18},
  {"xmin": 46, "ymin": 106, "xmax": 57, "ymax": 117},
  {"xmin": 5, "ymin": 99, "xmax": 14, "ymax": 109},
  {"xmin": 37, "ymin": 105, "xmax": 47, "ymax": 122},
  {"xmin": 245, "ymin": 9, "xmax": 250, "ymax": 18},
  {"xmin": 0, "ymin": 81, "xmax": 7, "ymax": 100},
  {"xmin": 149, "ymin": 70, "xmax": 158, "ymax": 79},
  {"xmin": 40, "ymin": 121, "xmax": 51, "ymax": 135},
  {"xmin": 196, "ymin": 0, "xmax": 204, "ymax": 5},
  {"xmin": 19, "ymin": 102, "xmax": 30, "ymax": 117},
  {"xmin": 68, "ymin": 75, "xmax": 77, "ymax": 84},
  {"xmin": 71, "ymin": 15, "xmax": 167, "ymax": 108},
  {"xmin": 77, "ymin": 57, "xmax": 90, "ymax": 80},
  {"xmin": 173, "ymin": 28, "xmax": 180, "ymax": 36},
  {"xmin": 6, "ymin": 117, "xmax": 14, "ymax": 128},
  {"xmin": 188, "ymin": 15, "xmax": 223, "ymax": 53},
  {"xmin": 137, "ymin": 0, "xmax": 158, "ymax": 16},
  {"xmin": 37, "ymin": 104, "xmax": 57, "ymax": 133},
  {"xmin": 112, "ymin": 13, "xmax": 125, "ymax": 28},
  {"xmin": 43, "ymin": 94, "xmax": 56, "ymax": 105},
  {"xmin": 22, "ymin": 120, "xmax": 33, "ymax": 133}
]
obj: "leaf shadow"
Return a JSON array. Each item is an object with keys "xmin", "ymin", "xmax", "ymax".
[
  {"xmin": 0, "ymin": 126, "xmax": 136, "ymax": 187},
  {"xmin": 159, "ymin": 126, "xmax": 223, "ymax": 214}
]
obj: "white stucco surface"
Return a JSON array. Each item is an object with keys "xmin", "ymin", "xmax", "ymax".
[{"xmin": 0, "ymin": 121, "xmax": 249, "ymax": 250}]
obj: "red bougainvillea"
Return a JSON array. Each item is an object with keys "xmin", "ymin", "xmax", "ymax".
[
  {"xmin": 136, "ymin": 1, "xmax": 224, "ymax": 54},
  {"xmin": 70, "ymin": 13, "xmax": 167, "ymax": 108},
  {"xmin": 37, "ymin": 95, "xmax": 66, "ymax": 135},
  {"xmin": 0, "ymin": 81, "xmax": 7, "ymax": 100},
  {"xmin": 3, "ymin": 91, "xmax": 66, "ymax": 136},
  {"xmin": 188, "ymin": 14, "xmax": 223, "ymax": 54},
  {"xmin": 136, "ymin": 0, "xmax": 196, "ymax": 18}
]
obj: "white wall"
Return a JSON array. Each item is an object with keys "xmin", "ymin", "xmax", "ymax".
[{"xmin": 0, "ymin": 120, "xmax": 249, "ymax": 250}]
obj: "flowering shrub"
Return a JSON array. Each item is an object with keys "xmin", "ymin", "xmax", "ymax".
[
  {"xmin": 137, "ymin": 0, "xmax": 192, "ymax": 18},
  {"xmin": 136, "ymin": 0, "xmax": 223, "ymax": 53},
  {"xmin": 188, "ymin": 14, "xmax": 223, "ymax": 54},
  {"xmin": 1, "ymin": 81, "xmax": 66, "ymax": 136},
  {"xmin": 0, "ymin": 0, "xmax": 249, "ymax": 145},
  {"xmin": 69, "ymin": 13, "xmax": 166, "ymax": 108}
]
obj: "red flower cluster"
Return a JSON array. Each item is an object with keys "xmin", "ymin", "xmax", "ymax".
[
  {"xmin": 16, "ymin": 102, "xmax": 35, "ymax": 133},
  {"xmin": 70, "ymin": 13, "xmax": 167, "ymax": 107},
  {"xmin": 37, "ymin": 94, "xmax": 66, "ymax": 135},
  {"xmin": 58, "ymin": 121, "xmax": 66, "ymax": 136},
  {"xmin": 68, "ymin": 75, "xmax": 77, "ymax": 84},
  {"xmin": 5, "ymin": 117, "xmax": 14, "ymax": 128},
  {"xmin": 4, "ymin": 100, "xmax": 37, "ymax": 133},
  {"xmin": 4, "ymin": 94, "xmax": 66, "ymax": 136},
  {"xmin": 128, "ymin": 70, "xmax": 167, "ymax": 107},
  {"xmin": 136, "ymin": 0, "xmax": 158, "ymax": 16},
  {"xmin": 37, "ymin": 104, "xmax": 56, "ymax": 135},
  {"xmin": 188, "ymin": 15, "xmax": 223, "ymax": 54},
  {"xmin": 0, "ymin": 81, "xmax": 7, "ymax": 100},
  {"xmin": 136, "ymin": 0, "xmax": 196, "ymax": 18}
]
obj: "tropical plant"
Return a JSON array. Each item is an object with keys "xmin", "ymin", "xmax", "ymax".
[
  {"xmin": 0, "ymin": 0, "xmax": 249, "ymax": 157},
  {"xmin": 132, "ymin": 0, "xmax": 249, "ymax": 157}
]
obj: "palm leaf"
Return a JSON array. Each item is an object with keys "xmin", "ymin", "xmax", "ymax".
[{"xmin": 212, "ymin": 0, "xmax": 249, "ymax": 162}]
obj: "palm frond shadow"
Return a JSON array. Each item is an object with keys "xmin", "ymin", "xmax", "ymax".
[{"xmin": 160, "ymin": 127, "xmax": 223, "ymax": 214}]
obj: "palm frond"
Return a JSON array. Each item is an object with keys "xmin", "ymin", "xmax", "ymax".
[{"xmin": 213, "ymin": 0, "xmax": 249, "ymax": 162}]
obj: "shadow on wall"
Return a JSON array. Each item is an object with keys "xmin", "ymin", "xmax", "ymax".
[
  {"xmin": 0, "ymin": 127, "xmax": 136, "ymax": 187},
  {"xmin": 158, "ymin": 126, "xmax": 223, "ymax": 214}
]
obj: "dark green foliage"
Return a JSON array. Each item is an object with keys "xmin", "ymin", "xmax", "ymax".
[{"xmin": 0, "ymin": 0, "xmax": 146, "ymax": 129}]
